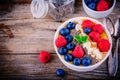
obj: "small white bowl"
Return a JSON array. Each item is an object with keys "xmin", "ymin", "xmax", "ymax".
[
  {"xmin": 82, "ymin": 0, "xmax": 116, "ymax": 18},
  {"xmin": 54, "ymin": 17, "xmax": 112, "ymax": 72}
]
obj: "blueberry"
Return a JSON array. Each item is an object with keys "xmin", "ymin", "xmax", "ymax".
[
  {"xmin": 93, "ymin": 0, "xmax": 99, "ymax": 3},
  {"xmin": 56, "ymin": 69, "xmax": 65, "ymax": 77},
  {"xmin": 84, "ymin": 0, "xmax": 92, "ymax": 5},
  {"xmin": 64, "ymin": 54, "xmax": 73, "ymax": 62},
  {"xmin": 84, "ymin": 27, "xmax": 92, "ymax": 34},
  {"xmin": 65, "ymin": 35, "xmax": 73, "ymax": 43},
  {"xmin": 82, "ymin": 57, "xmax": 91, "ymax": 66},
  {"xmin": 60, "ymin": 28, "xmax": 70, "ymax": 36},
  {"xmin": 73, "ymin": 58, "xmax": 81, "ymax": 66},
  {"xmin": 66, "ymin": 43, "xmax": 75, "ymax": 50},
  {"xmin": 58, "ymin": 47, "xmax": 68, "ymax": 55},
  {"xmin": 67, "ymin": 22, "xmax": 76, "ymax": 29},
  {"xmin": 88, "ymin": 2, "xmax": 96, "ymax": 10}
]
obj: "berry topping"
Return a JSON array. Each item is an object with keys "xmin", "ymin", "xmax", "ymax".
[
  {"xmin": 97, "ymin": 39, "xmax": 110, "ymax": 52},
  {"xmin": 39, "ymin": 50, "xmax": 51, "ymax": 63},
  {"xmin": 85, "ymin": 0, "xmax": 92, "ymax": 5},
  {"xmin": 73, "ymin": 58, "xmax": 81, "ymax": 66},
  {"xmin": 89, "ymin": 31, "xmax": 100, "ymax": 42},
  {"xmin": 72, "ymin": 45, "xmax": 84, "ymax": 58},
  {"xmin": 65, "ymin": 35, "xmax": 73, "ymax": 43},
  {"xmin": 66, "ymin": 43, "xmax": 75, "ymax": 50},
  {"xmin": 82, "ymin": 57, "xmax": 91, "ymax": 66},
  {"xmin": 97, "ymin": 0, "xmax": 109, "ymax": 11},
  {"xmin": 92, "ymin": 24, "xmax": 104, "ymax": 34},
  {"xmin": 93, "ymin": 0, "xmax": 99, "ymax": 3},
  {"xmin": 58, "ymin": 47, "xmax": 68, "ymax": 55},
  {"xmin": 67, "ymin": 22, "xmax": 76, "ymax": 29},
  {"xmin": 88, "ymin": 2, "xmax": 96, "ymax": 10},
  {"xmin": 60, "ymin": 28, "xmax": 70, "ymax": 36},
  {"xmin": 84, "ymin": 27, "xmax": 92, "ymax": 34},
  {"xmin": 56, "ymin": 69, "xmax": 65, "ymax": 77},
  {"xmin": 82, "ymin": 20, "xmax": 94, "ymax": 29},
  {"xmin": 55, "ymin": 36, "xmax": 67, "ymax": 48},
  {"xmin": 64, "ymin": 54, "xmax": 73, "ymax": 62}
]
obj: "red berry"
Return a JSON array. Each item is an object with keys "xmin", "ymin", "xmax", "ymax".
[
  {"xmin": 72, "ymin": 45, "xmax": 84, "ymax": 58},
  {"xmin": 105, "ymin": 0, "xmax": 113, "ymax": 7},
  {"xmin": 97, "ymin": 39, "xmax": 110, "ymax": 52},
  {"xmin": 55, "ymin": 36, "xmax": 67, "ymax": 48},
  {"xmin": 92, "ymin": 24, "xmax": 104, "ymax": 34},
  {"xmin": 97, "ymin": 0, "xmax": 109, "ymax": 11},
  {"xmin": 39, "ymin": 50, "xmax": 51, "ymax": 63},
  {"xmin": 89, "ymin": 31, "xmax": 100, "ymax": 42},
  {"xmin": 82, "ymin": 20, "xmax": 94, "ymax": 29}
]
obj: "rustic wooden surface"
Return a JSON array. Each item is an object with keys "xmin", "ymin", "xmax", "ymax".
[{"xmin": 0, "ymin": 1, "xmax": 120, "ymax": 80}]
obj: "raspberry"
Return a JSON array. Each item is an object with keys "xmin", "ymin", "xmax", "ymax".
[
  {"xmin": 92, "ymin": 24, "xmax": 104, "ymax": 34},
  {"xmin": 97, "ymin": 39, "xmax": 110, "ymax": 52},
  {"xmin": 55, "ymin": 36, "xmax": 67, "ymax": 48},
  {"xmin": 72, "ymin": 45, "xmax": 84, "ymax": 58},
  {"xmin": 105, "ymin": 0, "xmax": 113, "ymax": 7},
  {"xmin": 89, "ymin": 31, "xmax": 100, "ymax": 42},
  {"xmin": 97, "ymin": 0, "xmax": 109, "ymax": 11},
  {"xmin": 82, "ymin": 20, "xmax": 94, "ymax": 29},
  {"xmin": 39, "ymin": 50, "xmax": 51, "ymax": 63}
]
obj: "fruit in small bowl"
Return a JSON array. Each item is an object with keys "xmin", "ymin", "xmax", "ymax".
[
  {"xmin": 54, "ymin": 17, "xmax": 112, "ymax": 72},
  {"xmin": 82, "ymin": 0, "xmax": 116, "ymax": 18}
]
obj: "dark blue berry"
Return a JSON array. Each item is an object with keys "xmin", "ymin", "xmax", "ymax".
[
  {"xmin": 60, "ymin": 28, "xmax": 70, "ymax": 36},
  {"xmin": 88, "ymin": 2, "xmax": 96, "ymax": 10},
  {"xmin": 84, "ymin": 27, "xmax": 92, "ymax": 34},
  {"xmin": 66, "ymin": 43, "xmax": 75, "ymax": 50},
  {"xmin": 56, "ymin": 69, "xmax": 65, "ymax": 77},
  {"xmin": 64, "ymin": 54, "xmax": 73, "ymax": 62},
  {"xmin": 65, "ymin": 35, "xmax": 73, "ymax": 43},
  {"xmin": 73, "ymin": 58, "xmax": 81, "ymax": 66},
  {"xmin": 84, "ymin": 0, "xmax": 92, "ymax": 5},
  {"xmin": 58, "ymin": 47, "xmax": 68, "ymax": 55},
  {"xmin": 67, "ymin": 22, "xmax": 76, "ymax": 29},
  {"xmin": 82, "ymin": 57, "xmax": 91, "ymax": 66},
  {"xmin": 93, "ymin": 0, "xmax": 99, "ymax": 3}
]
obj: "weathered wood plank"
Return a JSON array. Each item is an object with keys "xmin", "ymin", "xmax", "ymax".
[
  {"xmin": 0, "ymin": 20, "xmax": 60, "ymax": 53},
  {"xmin": 0, "ymin": 54, "xmax": 119, "ymax": 79}
]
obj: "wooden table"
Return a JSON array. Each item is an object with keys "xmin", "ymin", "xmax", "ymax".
[{"xmin": 0, "ymin": 2, "xmax": 120, "ymax": 80}]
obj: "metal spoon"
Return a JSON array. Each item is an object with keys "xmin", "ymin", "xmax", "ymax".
[
  {"xmin": 104, "ymin": 17, "xmax": 119, "ymax": 76},
  {"xmin": 112, "ymin": 18, "xmax": 120, "ymax": 76},
  {"xmin": 104, "ymin": 17, "xmax": 115, "ymax": 76}
]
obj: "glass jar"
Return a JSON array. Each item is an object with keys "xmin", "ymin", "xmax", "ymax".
[{"xmin": 49, "ymin": 0, "xmax": 75, "ymax": 21}]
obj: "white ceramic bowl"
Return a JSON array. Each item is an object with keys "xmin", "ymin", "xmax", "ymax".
[
  {"xmin": 54, "ymin": 17, "xmax": 112, "ymax": 72},
  {"xmin": 82, "ymin": 0, "xmax": 116, "ymax": 18}
]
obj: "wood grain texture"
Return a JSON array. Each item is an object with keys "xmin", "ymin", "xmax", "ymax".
[{"xmin": 0, "ymin": 2, "xmax": 120, "ymax": 80}]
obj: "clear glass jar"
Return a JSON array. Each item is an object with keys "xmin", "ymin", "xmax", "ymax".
[{"xmin": 49, "ymin": 0, "xmax": 75, "ymax": 21}]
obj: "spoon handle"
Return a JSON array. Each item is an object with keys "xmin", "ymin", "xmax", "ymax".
[
  {"xmin": 108, "ymin": 52, "xmax": 114, "ymax": 76},
  {"xmin": 113, "ymin": 38, "xmax": 119, "ymax": 76}
]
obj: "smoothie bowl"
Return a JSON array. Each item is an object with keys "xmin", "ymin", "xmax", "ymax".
[{"xmin": 54, "ymin": 17, "xmax": 112, "ymax": 72}]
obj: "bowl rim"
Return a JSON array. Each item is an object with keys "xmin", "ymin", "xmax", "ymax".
[
  {"xmin": 82, "ymin": 0, "xmax": 116, "ymax": 13},
  {"xmin": 53, "ymin": 17, "xmax": 112, "ymax": 70}
]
